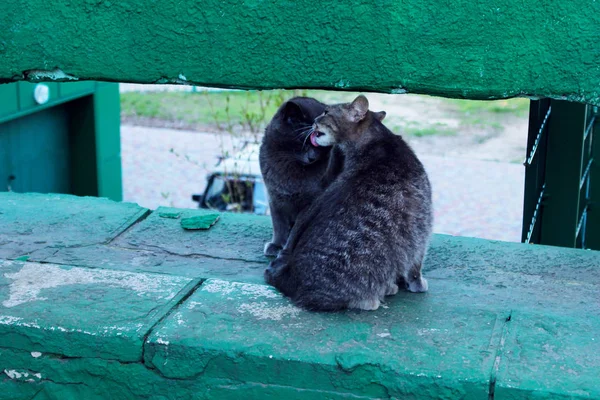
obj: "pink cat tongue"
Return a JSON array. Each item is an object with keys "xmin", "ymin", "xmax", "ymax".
[{"xmin": 310, "ymin": 131, "xmax": 319, "ymax": 147}]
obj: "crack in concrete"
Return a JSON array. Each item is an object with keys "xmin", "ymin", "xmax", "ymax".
[
  {"xmin": 140, "ymin": 278, "xmax": 205, "ymax": 363},
  {"xmin": 106, "ymin": 208, "xmax": 152, "ymax": 245},
  {"xmin": 488, "ymin": 311, "xmax": 513, "ymax": 400},
  {"xmin": 115, "ymin": 242, "xmax": 266, "ymax": 265}
]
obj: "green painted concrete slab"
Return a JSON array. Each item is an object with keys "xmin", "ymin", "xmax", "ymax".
[
  {"xmin": 0, "ymin": 347, "xmax": 377, "ymax": 400},
  {"xmin": 0, "ymin": 259, "xmax": 195, "ymax": 361},
  {"xmin": 145, "ymin": 279, "xmax": 504, "ymax": 399},
  {"xmin": 0, "ymin": 193, "xmax": 147, "ymax": 260},
  {"xmin": 3, "ymin": 1, "xmax": 600, "ymax": 104},
  {"xmin": 44, "ymin": 224, "xmax": 600, "ymax": 315},
  {"xmin": 113, "ymin": 207, "xmax": 271, "ymax": 263},
  {"xmin": 494, "ymin": 312, "xmax": 600, "ymax": 400},
  {"xmin": 43, "ymin": 245, "xmax": 266, "ymax": 283},
  {"xmin": 424, "ymin": 235, "xmax": 600, "ymax": 316}
]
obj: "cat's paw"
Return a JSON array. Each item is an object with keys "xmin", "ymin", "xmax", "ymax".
[
  {"xmin": 350, "ymin": 298, "xmax": 381, "ymax": 311},
  {"xmin": 264, "ymin": 253, "xmax": 290, "ymax": 284},
  {"xmin": 385, "ymin": 283, "xmax": 399, "ymax": 296},
  {"xmin": 407, "ymin": 277, "xmax": 428, "ymax": 293},
  {"xmin": 264, "ymin": 241, "xmax": 283, "ymax": 257},
  {"xmin": 264, "ymin": 263, "xmax": 278, "ymax": 284}
]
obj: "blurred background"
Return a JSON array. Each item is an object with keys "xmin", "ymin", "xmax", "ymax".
[{"xmin": 118, "ymin": 84, "xmax": 528, "ymax": 242}]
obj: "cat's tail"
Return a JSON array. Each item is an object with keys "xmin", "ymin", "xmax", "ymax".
[{"xmin": 293, "ymin": 289, "xmax": 349, "ymax": 312}]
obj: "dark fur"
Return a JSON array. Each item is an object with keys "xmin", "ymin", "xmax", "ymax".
[
  {"xmin": 265, "ymin": 95, "xmax": 433, "ymax": 311},
  {"xmin": 260, "ymin": 97, "xmax": 331, "ymax": 257}
]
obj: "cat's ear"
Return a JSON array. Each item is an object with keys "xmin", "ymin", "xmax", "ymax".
[
  {"xmin": 374, "ymin": 111, "xmax": 386, "ymax": 121},
  {"xmin": 349, "ymin": 95, "xmax": 369, "ymax": 122},
  {"xmin": 283, "ymin": 100, "xmax": 306, "ymax": 122}
]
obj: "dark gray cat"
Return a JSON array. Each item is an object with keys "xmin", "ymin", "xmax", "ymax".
[
  {"xmin": 260, "ymin": 97, "xmax": 331, "ymax": 257},
  {"xmin": 265, "ymin": 95, "xmax": 433, "ymax": 311}
]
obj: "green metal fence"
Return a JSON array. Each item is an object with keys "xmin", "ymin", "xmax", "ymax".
[{"xmin": 522, "ymin": 100, "xmax": 599, "ymax": 250}]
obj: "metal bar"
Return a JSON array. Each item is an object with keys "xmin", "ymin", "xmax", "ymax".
[
  {"xmin": 525, "ymin": 184, "xmax": 546, "ymax": 244},
  {"xmin": 540, "ymin": 100, "xmax": 588, "ymax": 248},
  {"xmin": 584, "ymin": 114, "xmax": 596, "ymax": 142},
  {"xmin": 522, "ymin": 99, "xmax": 551, "ymax": 243},
  {"xmin": 580, "ymin": 158, "xmax": 594, "ymax": 190},
  {"xmin": 575, "ymin": 205, "xmax": 588, "ymax": 240},
  {"xmin": 525, "ymin": 105, "xmax": 552, "ymax": 166},
  {"xmin": 586, "ymin": 107, "xmax": 600, "ymax": 249}
]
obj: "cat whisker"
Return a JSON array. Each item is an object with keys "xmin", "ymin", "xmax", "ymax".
[
  {"xmin": 301, "ymin": 127, "xmax": 315, "ymax": 149},
  {"xmin": 294, "ymin": 127, "xmax": 314, "ymax": 141},
  {"xmin": 292, "ymin": 124, "xmax": 312, "ymax": 133}
]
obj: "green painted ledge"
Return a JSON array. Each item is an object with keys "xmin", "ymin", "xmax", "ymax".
[
  {"xmin": 2, "ymin": 1, "xmax": 600, "ymax": 104},
  {"xmin": 1, "ymin": 193, "xmax": 599, "ymax": 399}
]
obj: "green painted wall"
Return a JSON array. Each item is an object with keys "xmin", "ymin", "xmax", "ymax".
[
  {"xmin": 0, "ymin": 82, "xmax": 122, "ymax": 201},
  {"xmin": 1, "ymin": 1, "xmax": 600, "ymax": 104}
]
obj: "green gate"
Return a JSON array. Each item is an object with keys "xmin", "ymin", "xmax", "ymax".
[{"xmin": 0, "ymin": 81, "xmax": 122, "ymax": 201}]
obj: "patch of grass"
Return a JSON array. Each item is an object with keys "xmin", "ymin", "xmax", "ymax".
[
  {"xmin": 392, "ymin": 121, "xmax": 457, "ymax": 137},
  {"xmin": 404, "ymin": 126, "xmax": 457, "ymax": 137},
  {"xmin": 445, "ymin": 98, "xmax": 530, "ymax": 117},
  {"xmin": 120, "ymin": 88, "xmax": 527, "ymax": 140},
  {"xmin": 462, "ymin": 117, "xmax": 504, "ymax": 131},
  {"xmin": 121, "ymin": 89, "xmax": 305, "ymax": 133}
]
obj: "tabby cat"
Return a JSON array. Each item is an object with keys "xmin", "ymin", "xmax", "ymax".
[{"xmin": 265, "ymin": 95, "xmax": 432, "ymax": 311}]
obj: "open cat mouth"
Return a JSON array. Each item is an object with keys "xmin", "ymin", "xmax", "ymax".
[{"xmin": 310, "ymin": 130, "xmax": 324, "ymax": 147}]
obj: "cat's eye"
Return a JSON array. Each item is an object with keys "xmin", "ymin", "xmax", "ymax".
[{"xmin": 323, "ymin": 110, "xmax": 329, "ymax": 115}]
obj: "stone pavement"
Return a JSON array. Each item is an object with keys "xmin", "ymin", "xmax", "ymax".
[
  {"xmin": 121, "ymin": 125, "xmax": 240, "ymax": 210},
  {"xmin": 1, "ymin": 192, "xmax": 599, "ymax": 399},
  {"xmin": 121, "ymin": 125, "xmax": 525, "ymax": 242}
]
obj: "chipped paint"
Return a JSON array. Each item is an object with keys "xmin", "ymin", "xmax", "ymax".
[
  {"xmin": 30, "ymin": 352, "xmax": 42, "ymax": 358},
  {"xmin": 3, "ymin": 369, "xmax": 42, "ymax": 381},
  {"xmin": 0, "ymin": 315, "xmax": 23, "ymax": 325},
  {"xmin": 334, "ymin": 79, "xmax": 350, "ymax": 89},
  {"xmin": 237, "ymin": 302, "xmax": 301, "ymax": 321},
  {"xmin": 202, "ymin": 279, "xmax": 279, "ymax": 299},
  {"xmin": 2, "ymin": 261, "xmax": 188, "ymax": 307},
  {"xmin": 3, "ymin": 369, "xmax": 22, "ymax": 379},
  {"xmin": 24, "ymin": 68, "xmax": 78, "ymax": 81}
]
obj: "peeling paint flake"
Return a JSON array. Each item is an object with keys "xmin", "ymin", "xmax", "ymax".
[
  {"xmin": 335, "ymin": 79, "xmax": 350, "ymax": 89},
  {"xmin": 0, "ymin": 315, "xmax": 23, "ymax": 324},
  {"xmin": 3, "ymin": 369, "xmax": 42, "ymax": 381},
  {"xmin": 24, "ymin": 68, "xmax": 78, "ymax": 81},
  {"xmin": 3, "ymin": 370, "xmax": 22, "ymax": 379}
]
